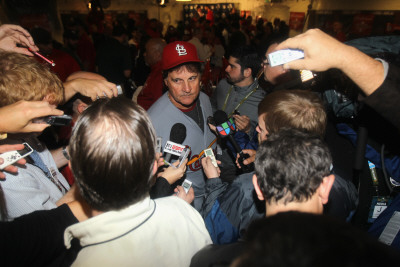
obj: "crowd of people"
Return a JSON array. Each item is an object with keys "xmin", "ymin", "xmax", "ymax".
[{"xmin": 0, "ymin": 6, "xmax": 399, "ymax": 266}]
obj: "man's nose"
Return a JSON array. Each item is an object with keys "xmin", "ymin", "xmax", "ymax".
[{"xmin": 182, "ymin": 81, "xmax": 191, "ymax": 93}]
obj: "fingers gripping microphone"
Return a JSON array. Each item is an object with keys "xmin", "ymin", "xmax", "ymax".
[
  {"xmin": 164, "ymin": 123, "xmax": 187, "ymax": 162},
  {"xmin": 213, "ymin": 110, "xmax": 254, "ymax": 172}
]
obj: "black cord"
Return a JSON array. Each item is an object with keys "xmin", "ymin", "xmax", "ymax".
[{"xmin": 381, "ymin": 144, "xmax": 393, "ymax": 194}]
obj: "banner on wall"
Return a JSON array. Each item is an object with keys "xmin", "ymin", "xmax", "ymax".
[
  {"xmin": 289, "ymin": 12, "xmax": 305, "ymax": 31},
  {"xmin": 183, "ymin": 3, "xmax": 236, "ymax": 24}
]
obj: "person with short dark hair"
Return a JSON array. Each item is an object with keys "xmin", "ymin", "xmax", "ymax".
[
  {"xmin": 148, "ymin": 41, "xmax": 217, "ymax": 210},
  {"xmin": 65, "ymin": 97, "xmax": 212, "ymax": 266},
  {"xmin": 233, "ymin": 211, "xmax": 398, "ymax": 267},
  {"xmin": 212, "ymin": 45, "xmax": 265, "ymax": 172},
  {"xmin": 252, "ymin": 129, "xmax": 334, "ymax": 216},
  {"xmin": 191, "ymin": 129, "xmax": 336, "ymax": 267},
  {"xmin": 214, "ymin": 45, "xmax": 264, "ymax": 135}
]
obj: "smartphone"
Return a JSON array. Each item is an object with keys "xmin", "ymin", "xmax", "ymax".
[
  {"xmin": 34, "ymin": 115, "xmax": 72, "ymax": 126},
  {"xmin": 178, "ymin": 147, "xmax": 191, "ymax": 167},
  {"xmin": 181, "ymin": 179, "xmax": 192, "ymax": 194},
  {"xmin": 0, "ymin": 143, "xmax": 34, "ymax": 170}
]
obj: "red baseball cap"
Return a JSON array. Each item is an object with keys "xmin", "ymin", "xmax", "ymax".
[{"xmin": 162, "ymin": 41, "xmax": 202, "ymax": 70}]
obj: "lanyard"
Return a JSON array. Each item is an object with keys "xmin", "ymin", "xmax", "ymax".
[
  {"xmin": 222, "ymin": 81, "xmax": 259, "ymax": 117},
  {"xmin": 30, "ymin": 150, "xmax": 67, "ymax": 194}
]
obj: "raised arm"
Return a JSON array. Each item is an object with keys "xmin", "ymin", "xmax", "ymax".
[{"xmin": 276, "ymin": 29, "xmax": 385, "ymax": 96}]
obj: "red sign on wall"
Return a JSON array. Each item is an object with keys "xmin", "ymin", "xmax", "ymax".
[{"xmin": 289, "ymin": 12, "xmax": 305, "ymax": 31}]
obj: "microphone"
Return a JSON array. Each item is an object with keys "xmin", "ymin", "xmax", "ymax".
[
  {"xmin": 163, "ymin": 123, "xmax": 187, "ymax": 163},
  {"xmin": 213, "ymin": 110, "xmax": 254, "ymax": 172}
]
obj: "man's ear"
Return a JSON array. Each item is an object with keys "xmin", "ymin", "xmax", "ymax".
[
  {"xmin": 43, "ymin": 93, "xmax": 56, "ymax": 104},
  {"xmin": 77, "ymin": 102, "xmax": 88, "ymax": 114},
  {"xmin": 318, "ymin": 174, "xmax": 335, "ymax": 204},
  {"xmin": 252, "ymin": 174, "xmax": 265, "ymax": 201},
  {"xmin": 243, "ymin": 68, "xmax": 252, "ymax": 78},
  {"xmin": 163, "ymin": 78, "xmax": 169, "ymax": 88}
]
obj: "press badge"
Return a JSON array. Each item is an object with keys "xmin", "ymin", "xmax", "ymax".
[{"xmin": 368, "ymin": 196, "xmax": 392, "ymax": 223}]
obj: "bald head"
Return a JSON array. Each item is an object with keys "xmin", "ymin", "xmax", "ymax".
[{"xmin": 145, "ymin": 38, "xmax": 167, "ymax": 67}]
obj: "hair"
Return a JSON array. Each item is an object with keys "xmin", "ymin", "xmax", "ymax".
[
  {"xmin": 234, "ymin": 211, "xmax": 398, "ymax": 267},
  {"xmin": 0, "ymin": 50, "xmax": 64, "ymax": 107},
  {"xmin": 147, "ymin": 38, "xmax": 166, "ymax": 53},
  {"xmin": 229, "ymin": 45, "xmax": 261, "ymax": 79},
  {"xmin": 258, "ymin": 90, "xmax": 326, "ymax": 138},
  {"xmin": 162, "ymin": 62, "xmax": 202, "ymax": 80},
  {"xmin": 69, "ymin": 97, "xmax": 156, "ymax": 211},
  {"xmin": 254, "ymin": 128, "xmax": 332, "ymax": 204}
]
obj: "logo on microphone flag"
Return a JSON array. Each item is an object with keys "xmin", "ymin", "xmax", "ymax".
[{"xmin": 216, "ymin": 118, "xmax": 236, "ymax": 136}]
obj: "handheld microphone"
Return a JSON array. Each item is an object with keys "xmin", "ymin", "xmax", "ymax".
[
  {"xmin": 163, "ymin": 123, "xmax": 187, "ymax": 163},
  {"xmin": 213, "ymin": 110, "xmax": 254, "ymax": 172}
]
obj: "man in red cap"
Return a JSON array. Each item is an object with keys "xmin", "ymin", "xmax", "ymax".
[{"xmin": 148, "ymin": 41, "xmax": 217, "ymax": 210}]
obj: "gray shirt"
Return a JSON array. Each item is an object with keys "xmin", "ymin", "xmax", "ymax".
[{"xmin": 212, "ymin": 78, "xmax": 265, "ymax": 137}]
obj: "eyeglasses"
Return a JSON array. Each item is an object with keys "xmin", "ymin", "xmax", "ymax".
[{"xmin": 262, "ymin": 60, "xmax": 269, "ymax": 67}]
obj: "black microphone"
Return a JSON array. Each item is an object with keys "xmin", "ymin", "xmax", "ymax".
[
  {"xmin": 213, "ymin": 110, "xmax": 254, "ymax": 172},
  {"xmin": 164, "ymin": 123, "xmax": 187, "ymax": 163}
]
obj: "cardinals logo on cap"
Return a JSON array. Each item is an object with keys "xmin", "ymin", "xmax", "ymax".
[
  {"xmin": 176, "ymin": 44, "xmax": 188, "ymax": 56},
  {"xmin": 162, "ymin": 41, "xmax": 202, "ymax": 70}
]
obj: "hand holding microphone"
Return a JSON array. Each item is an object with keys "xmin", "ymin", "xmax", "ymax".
[
  {"xmin": 213, "ymin": 110, "xmax": 254, "ymax": 172},
  {"xmin": 163, "ymin": 123, "xmax": 187, "ymax": 164}
]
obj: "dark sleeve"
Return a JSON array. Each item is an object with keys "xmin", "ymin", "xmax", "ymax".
[
  {"xmin": 199, "ymin": 178, "xmax": 228, "ymax": 218},
  {"xmin": 364, "ymin": 63, "xmax": 400, "ymax": 130},
  {"xmin": 190, "ymin": 242, "xmax": 246, "ymax": 267},
  {"xmin": 150, "ymin": 177, "xmax": 174, "ymax": 199},
  {"xmin": 0, "ymin": 204, "xmax": 78, "ymax": 267}
]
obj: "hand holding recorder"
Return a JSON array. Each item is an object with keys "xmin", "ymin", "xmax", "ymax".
[
  {"xmin": 157, "ymin": 159, "xmax": 188, "ymax": 185},
  {"xmin": 0, "ymin": 100, "xmax": 64, "ymax": 133},
  {"xmin": 201, "ymin": 156, "xmax": 221, "ymax": 179},
  {"xmin": 235, "ymin": 149, "xmax": 256, "ymax": 169},
  {"xmin": 0, "ymin": 143, "xmax": 31, "ymax": 179}
]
